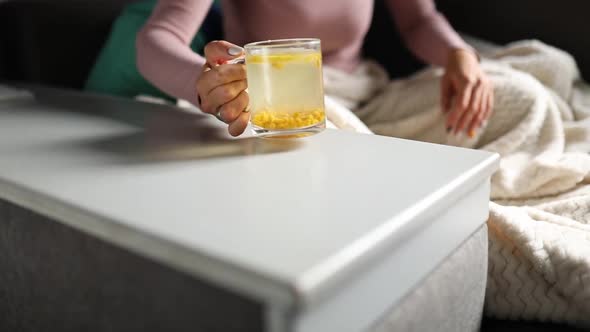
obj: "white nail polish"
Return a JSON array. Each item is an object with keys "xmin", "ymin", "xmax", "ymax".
[{"xmin": 228, "ymin": 46, "xmax": 243, "ymax": 56}]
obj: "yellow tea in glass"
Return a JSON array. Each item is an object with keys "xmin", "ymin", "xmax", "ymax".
[{"xmin": 244, "ymin": 38, "xmax": 325, "ymax": 137}]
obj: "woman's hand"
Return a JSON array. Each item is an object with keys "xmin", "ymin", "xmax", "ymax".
[
  {"xmin": 197, "ymin": 40, "xmax": 250, "ymax": 137},
  {"xmin": 441, "ymin": 49, "xmax": 494, "ymax": 137}
]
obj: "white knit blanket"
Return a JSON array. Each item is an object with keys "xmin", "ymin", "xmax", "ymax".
[{"xmin": 323, "ymin": 40, "xmax": 590, "ymax": 327}]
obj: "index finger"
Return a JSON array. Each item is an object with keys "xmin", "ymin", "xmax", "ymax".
[{"xmin": 204, "ymin": 40, "xmax": 244, "ymax": 67}]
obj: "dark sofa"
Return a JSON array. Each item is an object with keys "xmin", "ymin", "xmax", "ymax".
[
  {"xmin": 0, "ymin": 0, "xmax": 130, "ymax": 89},
  {"xmin": 0, "ymin": 1, "xmax": 588, "ymax": 331}
]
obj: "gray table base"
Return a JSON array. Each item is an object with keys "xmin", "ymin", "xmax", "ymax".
[
  {"xmin": 0, "ymin": 197, "xmax": 487, "ymax": 332},
  {"xmin": 0, "ymin": 198, "xmax": 263, "ymax": 332},
  {"xmin": 372, "ymin": 224, "xmax": 487, "ymax": 332}
]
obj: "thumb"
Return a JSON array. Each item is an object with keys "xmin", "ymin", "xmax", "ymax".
[{"xmin": 204, "ymin": 40, "xmax": 244, "ymax": 67}]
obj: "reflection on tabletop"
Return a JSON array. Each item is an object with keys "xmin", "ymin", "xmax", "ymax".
[{"xmin": 23, "ymin": 88, "xmax": 305, "ymax": 163}]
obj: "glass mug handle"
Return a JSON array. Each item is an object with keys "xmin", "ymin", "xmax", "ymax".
[{"xmin": 225, "ymin": 57, "xmax": 245, "ymax": 65}]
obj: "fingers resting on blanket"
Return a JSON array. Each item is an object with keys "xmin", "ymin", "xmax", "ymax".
[{"xmin": 441, "ymin": 49, "xmax": 494, "ymax": 138}]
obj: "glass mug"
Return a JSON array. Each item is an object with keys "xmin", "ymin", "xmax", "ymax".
[{"xmin": 232, "ymin": 38, "xmax": 326, "ymax": 138}]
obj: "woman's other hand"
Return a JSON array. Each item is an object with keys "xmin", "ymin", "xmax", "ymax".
[{"xmin": 441, "ymin": 49, "xmax": 494, "ymax": 137}]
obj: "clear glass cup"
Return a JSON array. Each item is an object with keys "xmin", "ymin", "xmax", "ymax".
[{"xmin": 244, "ymin": 38, "xmax": 326, "ymax": 138}]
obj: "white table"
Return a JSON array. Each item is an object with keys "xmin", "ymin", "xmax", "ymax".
[{"xmin": 0, "ymin": 88, "xmax": 498, "ymax": 332}]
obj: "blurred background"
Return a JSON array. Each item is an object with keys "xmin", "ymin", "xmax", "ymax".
[{"xmin": 0, "ymin": 0, "xmax": 589, "ymax": 93}]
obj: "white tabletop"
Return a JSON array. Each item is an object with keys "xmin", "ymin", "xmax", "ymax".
[{"xmin": 0, "ymin": 88, "xmax": 498, "ymax": 310}]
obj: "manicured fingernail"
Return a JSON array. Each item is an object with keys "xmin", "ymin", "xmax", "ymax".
[
  {"xmin": 446, "ymin": 126, "xmax": 452, "ymax": 133},
  {"xmin": 468, "ymin": 129, "xmax": 476, "ymax": 138},
  {"xmin": 228, "ymin": 46, "xmax": 243, "ymax": 56}
]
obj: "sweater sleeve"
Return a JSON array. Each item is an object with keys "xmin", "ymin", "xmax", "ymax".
[
  {"xmin": 136, "ymin": 0, "xmax": 213, "ymax": 105},
  {"xmin": 385, "ymin": 0, "xmax": 473, "ymax": 66}
]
